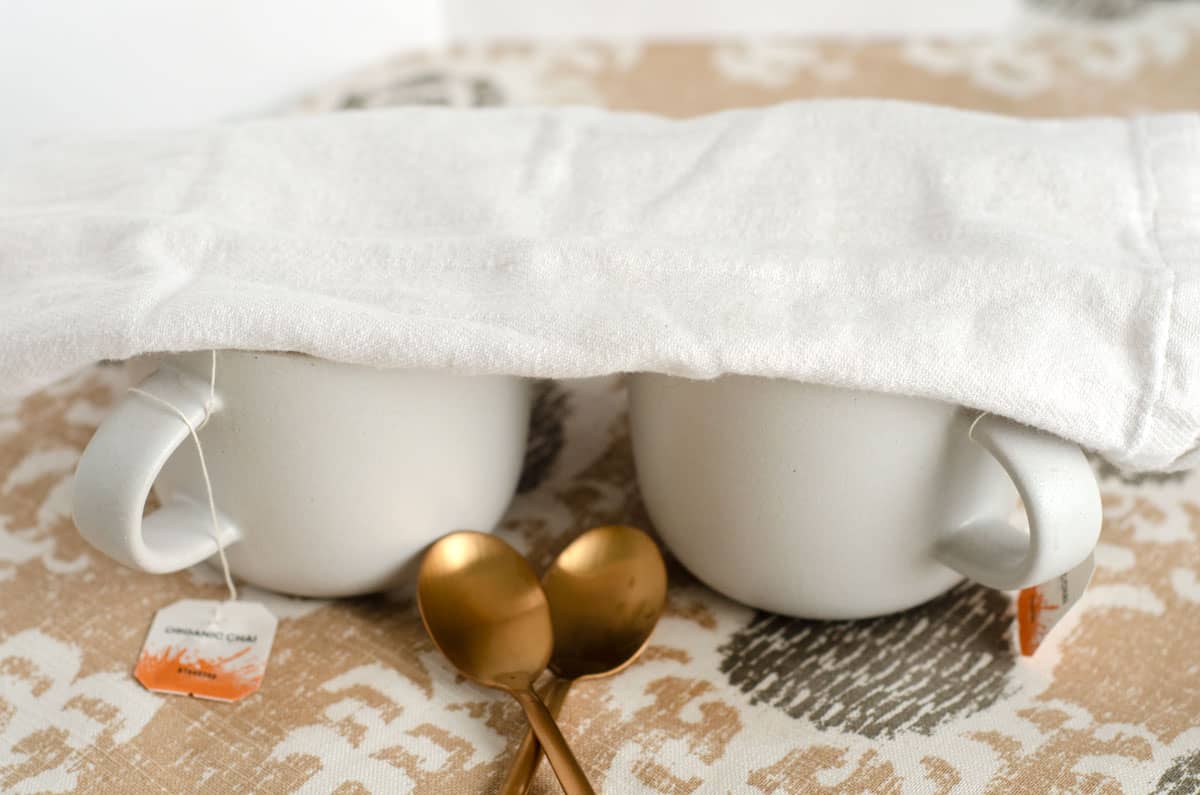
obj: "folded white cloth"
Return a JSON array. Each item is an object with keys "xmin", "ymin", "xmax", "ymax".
[{"xmin": 1, "ymin": 100, "xmax": 1197, "ymax": 471}]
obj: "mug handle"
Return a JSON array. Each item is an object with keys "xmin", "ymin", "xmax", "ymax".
[
  {"xmin": 935, "ymin": 413, "xmax": 1101, "ymax": 591},
  {"xmin": 72, "ymin": 366, "xmax": 241, "ymax": 573}
]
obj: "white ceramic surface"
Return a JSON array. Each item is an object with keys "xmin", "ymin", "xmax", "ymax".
[
  {"xmin": 629, "ymin": 374, "xmax": 1101, "ymax": 619},
  {"xmin": 72, "ymin": 351, "xmax": 530, "ymax": 597}
]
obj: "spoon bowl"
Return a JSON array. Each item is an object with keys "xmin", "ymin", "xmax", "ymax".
[
  {"xmin": 544, "ymin": 524, "xmax": 668, "ymax": 679},
  {"xmin": 417, "ymin": 531, "xmax": 551, "ymax": 689}
]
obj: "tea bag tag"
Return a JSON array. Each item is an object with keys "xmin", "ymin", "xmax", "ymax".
[
  {"xmin": 1015, "ymin": 552, "xmax": 1095, "ymax": 656},
  {"xmin": 135, "ymin": 599, "xmax": 277, "ymax": 701}
]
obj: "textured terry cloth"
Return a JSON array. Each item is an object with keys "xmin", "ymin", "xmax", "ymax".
[{"xmin": 0, "ymin": 100, "xmax": 1197, "ymax": 471}]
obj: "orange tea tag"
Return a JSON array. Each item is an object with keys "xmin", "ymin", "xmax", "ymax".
[
  {"xmin": 135, "ymin": 599, "xmax": 277, "ymax": 701},
  {"xmin": 1016, "ymin": 553, "xmax": 1094, "ymax": 656}
]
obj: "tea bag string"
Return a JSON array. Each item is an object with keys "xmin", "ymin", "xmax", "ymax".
[
  {"xmin": 968, "ymin": 411, "xmax": 991, "ymax": 444},
  {"xmin": 128, "ymin": 351, "xmax": 237, "ymax": 603}
]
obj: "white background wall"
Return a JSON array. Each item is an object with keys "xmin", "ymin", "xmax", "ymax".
[{"xmin": 0, "ymin": 0, "xmax": 1021, "ymax": 148}]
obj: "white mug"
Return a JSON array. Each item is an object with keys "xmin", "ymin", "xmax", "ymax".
[
  {"xmin": 72, "ymin": 351, "xmax": 530, "ymax": 597},
  {"xmin": 629, "ymin": 374, "xmax": 1101, "ymax": 619}
]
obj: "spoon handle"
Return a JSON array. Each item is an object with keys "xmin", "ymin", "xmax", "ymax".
[
  {"xmin": 510, "ymin": 685, "xmax": 594, "ymax": 795},
  {"xmin": 499, "ymin": 678, "xmax": 574, "ymax": 795}
]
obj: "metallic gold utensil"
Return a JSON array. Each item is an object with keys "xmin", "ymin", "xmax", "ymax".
[
  {"xmin": 417, "ymin": 531, "xmax": 594, "ymax": 795},
  {"xmin": 499, "ymin": 525, "xmax": 668, "ymax": 795}
]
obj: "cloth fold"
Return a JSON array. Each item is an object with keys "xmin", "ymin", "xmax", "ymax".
[{"xmin": 1, "ymin": 100, "xmax": 1197, "ymax": 471}]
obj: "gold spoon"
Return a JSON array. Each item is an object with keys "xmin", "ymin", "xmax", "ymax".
[
  {"xmin": 499, "ymin": 525, "xmax": 668, "ymax": 795},
  {"xmin": 417, "ymin": 531, "xmax": 594, "ymax": 795}
]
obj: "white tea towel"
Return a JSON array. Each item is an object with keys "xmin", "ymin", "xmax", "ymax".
[{"xmin": 1, "ymin": 100, "xmax": 1197, "ymax": 471}]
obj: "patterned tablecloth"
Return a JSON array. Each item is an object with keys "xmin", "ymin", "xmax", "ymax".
[{"xmin": 4, "ymin": 7, "xmax": 1200, "ymax": 793}]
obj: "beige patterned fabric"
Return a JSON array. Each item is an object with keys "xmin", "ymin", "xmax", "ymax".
[{"xmin": 4, "ymin": 7, "xmax": 1200, "ymax": 792}]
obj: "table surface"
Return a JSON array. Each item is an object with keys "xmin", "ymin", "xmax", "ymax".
[{"xmin": 3, "ymin": 7, "xmax": 1200, "ymax": 792}]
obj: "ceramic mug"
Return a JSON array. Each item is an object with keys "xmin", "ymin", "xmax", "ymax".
[
  {"xmin": 629, "ymin": 374, "xmax": 1102, "ymax": 619},
  {"xmin": 72, "ymin": 351, "xmax": 530, "ymax": 597}
]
